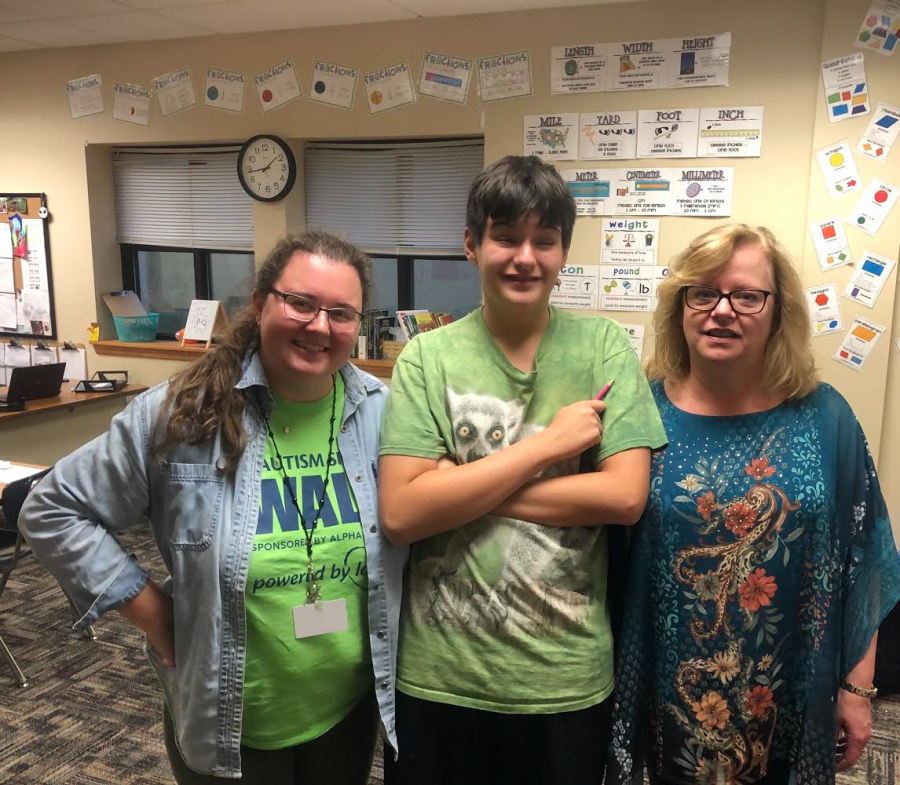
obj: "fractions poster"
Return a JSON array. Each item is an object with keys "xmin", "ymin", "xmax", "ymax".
[
  {"xmin": 856, "ymin": 1, "xmax": 900, "ymax": 56},
  {"xmin": 698, "ymin": 106, "xmax": 763, "ymax": 157},
  {"xmin": 66, "ymin": 74, "xmax": 104, "ymax": 119},
  {"xmin": 833, "ymin": 317, "xmax": 885, "ymax": 370},
  {"xmin": 637, "ymin": 108, "xmax": 699, "ymax": 158},
  {"xmin": 561, "ymin": 169, "xmax": 613, "ymax": 215},
  {"xmin": 113, "ymin": 83, "xmax": 151, "ymax": 126},
  {"xmin": 857, "ymin": 102, "xmax": 900, "ymax": 160},
  {"xmin": 310, "ymin": 61, "xmax": 358, "ymax": 110},
  {"xmin": 667, "ymin": 33, "xmax": 731, "ymax": 88},
  {"xmin": 842, "ymin": 250, "xmax": 896, "ymax": 307},
  {"xmin": 846, "ymin": 178, "xmax": 900, "ymax": 235},
  {"xmin": 477, "ymin": 52, "xmax": 532, "ymax": 102},
  {"xmin": 524, "ymin": 114, "xmax": 578, "ymax": 160},
  {"xmin": 815, "ymin": 141, "xmax": 861, "ymax": 197},
  {"xmin": 153, "ymin": 68, "xmax": 196, "ymax": 116},
  {"xmin": 671, "ymin": 168, "xmax": 734, "ymax": 217},
  {"xmin": 550, "ymin": 44, "xmax": 607, "ymax": 94},
  {"xmin": 255, "ymin": 59, "xmax": 302, "ymax": 112},
  {"xmin": 204, "ymin": 69, "xmax": 246, "ymax": 113},
  {"xmin": 601, "ymin": 218, "xmax": 659, "ymax": 267},
  {"xmin": 821, "ymin": 54, "xmax": 870, "ymax": 122},
  {"xmin": 612, "ymin": 168, "xmax": 673, "ymax": 216},
  {"xmin": 804, "ymin": 284, "xmax": 844, "ymax": 336},
  {"xmin": 580, "ymin": 111, "xmax": 637, "ymax": 160},
  {"xmin": 809, "ymin": 217, "xmax": 853, "ymax": 271},
  {"xmin": 418, "ymin": 53, "xmax": 472, "ymax": 104},
  {"xmin": 364, "ymin": 63, "xmax": 415, "ymax": 114}
]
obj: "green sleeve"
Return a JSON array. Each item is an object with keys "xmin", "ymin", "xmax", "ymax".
[
  {"xmin": 380, "ymin": 337, "xmax": 449, "ymax": 460},
  {"xmin": 595, "ymin": 324, "xmax": 668, "ymax": 464}
]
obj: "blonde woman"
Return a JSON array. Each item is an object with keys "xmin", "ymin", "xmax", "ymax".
[
  {"xmin": 607, "ymin": 225, "xmax": 900, "ymax": 785},
  {"xmin": 20, "ymin": 233, "xmax": 405, "ymax": 783}
]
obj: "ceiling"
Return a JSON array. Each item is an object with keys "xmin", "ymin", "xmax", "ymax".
[{"xmin": 0, "ymin": 0, "xmax": 639, "ymax": 53}]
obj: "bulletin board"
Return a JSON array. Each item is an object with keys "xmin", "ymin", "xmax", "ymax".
[{"xmin": 0, "ymin": 192, "xmax": 57, "ymax": 339}]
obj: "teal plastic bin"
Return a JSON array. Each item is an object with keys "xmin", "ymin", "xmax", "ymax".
[{"xmin": 113, "ymin": 313, "xmax": 159, "ymax": 342}]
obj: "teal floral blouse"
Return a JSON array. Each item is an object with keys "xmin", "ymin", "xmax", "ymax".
[{"xmin": 607, "ymin": 381, "xmax": 900, "ymax": 784}]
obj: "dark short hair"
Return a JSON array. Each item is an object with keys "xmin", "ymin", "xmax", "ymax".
[{"xmin": 466, "ymin": 155, "xmax": 577, "ymax": 250}]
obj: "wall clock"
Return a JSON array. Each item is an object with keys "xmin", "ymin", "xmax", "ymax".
[{"xmin": 237, "ymin": 134, "xmax": 296, "ymax": 202}]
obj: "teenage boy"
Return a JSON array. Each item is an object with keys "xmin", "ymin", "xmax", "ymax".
[{"xmin": 378, "ymin": 155, "xmax": 667, "ymax": 785}]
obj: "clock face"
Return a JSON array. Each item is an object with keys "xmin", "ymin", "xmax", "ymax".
[{"xmin": 238, "ymin": 135, "xmax": 296, "ymax": 202}]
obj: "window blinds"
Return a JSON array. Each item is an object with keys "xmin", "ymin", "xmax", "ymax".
[
  {"xmin": 112, "ymin": 148, "xmax": 254, "ymax": 251},
  {"xmin": 304, "ymin": 139, "xmax": 484, "ymax": 256}
]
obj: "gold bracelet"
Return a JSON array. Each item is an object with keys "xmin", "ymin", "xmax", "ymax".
[{"xmin": 840, "ymin": 679, "xmax": 878, "ymax": 699}]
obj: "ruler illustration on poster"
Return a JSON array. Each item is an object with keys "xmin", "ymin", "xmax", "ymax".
[
  {"xmin": 561, "ymin": 169, "xmax": 613, "ymax": 216},
  {"xmin": 580, "ymin": 112, "xmax": 637, "ymax": 160},
  {"xmin": 613, "ymin": 169, "xmax": 672, "ymax": 216},
  {"xmin": 698, "ymin": 106, "xmax": 764, "ymax": 157}
]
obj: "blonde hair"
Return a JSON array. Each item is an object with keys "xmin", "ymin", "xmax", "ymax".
[{"xmin": 647, "ymin": 224, "xmax": 818, "ymax": 400}]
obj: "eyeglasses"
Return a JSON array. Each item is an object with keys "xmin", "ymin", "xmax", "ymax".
[
  {"xmin": 270, "ymin": 289, "xmax": 363, "ymax": 332},
  {"xmin": 682, "ymin": 285, "xmax": 773, "ymax": 315}
]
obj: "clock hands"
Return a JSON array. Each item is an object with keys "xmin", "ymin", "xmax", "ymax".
[{"xmin": 247, "ymin": 155, "xmax": 281, "ymax": 175}]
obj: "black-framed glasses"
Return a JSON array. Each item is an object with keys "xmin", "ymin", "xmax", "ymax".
[
  {"xmin": 270, "ymin": 289, "xmax": 363, "ymax": 332},
  {"xmin": 682, "ymin": 285, "xmax": 773, "ymax": 315}
]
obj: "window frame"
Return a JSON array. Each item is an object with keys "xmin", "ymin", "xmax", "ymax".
[
  {"xmin": 369, "ymin": 252, "xmax": 478, "ymax": 315},
  {"xmin": 120, "ymin": 243, "xmax": 254, "ymax": 340}
]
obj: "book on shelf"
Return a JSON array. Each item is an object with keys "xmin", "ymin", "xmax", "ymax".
[{"xmin": 354, "ymin": 309, "xmax": 456, "ymax": 360}]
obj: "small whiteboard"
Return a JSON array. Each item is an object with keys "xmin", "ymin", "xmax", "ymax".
[{"xmin": 182, "ymin": 300, "xmax": 227, "ymax": 347}]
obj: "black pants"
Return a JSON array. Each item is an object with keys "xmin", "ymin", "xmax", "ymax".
[
  {"xmin": 649, "ymin": 758, "xmax": 792, "ymax": 785},
  {"xmin": 163, "ymin": 690, "xmax": 378, "ymax": 784},
  {"xmin": 384, "ymin": 689, "xmax": 611, "ymax": 785}
]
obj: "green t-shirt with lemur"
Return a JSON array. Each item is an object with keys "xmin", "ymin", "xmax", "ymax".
[{"xmin": 380, "ymin": 306, "xmax": 667, "ymax": 713}]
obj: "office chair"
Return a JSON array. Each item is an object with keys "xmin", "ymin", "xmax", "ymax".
[{"xmin": 0, "ymin": 469, "xmax": 97, "ymax": 688}]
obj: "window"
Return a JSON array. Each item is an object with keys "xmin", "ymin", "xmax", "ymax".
[
  {"xmin": 306, "ymin": 138, "xmax": 484, "ymax": 318},
  {"xmin": 113, "ymin": 146, "xmax": 255, "ymax": 338}
]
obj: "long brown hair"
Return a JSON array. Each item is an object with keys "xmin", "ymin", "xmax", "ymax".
[{"xmin": 152, "ymin": 231, "xmax": 372, "ymax": 472}]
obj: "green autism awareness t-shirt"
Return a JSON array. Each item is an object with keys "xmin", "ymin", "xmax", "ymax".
[
  {"xmin": 241, "ymin": 375, "xmax": 373, "ymax": 749},
  {"xmin": 380, "ymin": 306, "xmax": 667, "ymax": 713}
]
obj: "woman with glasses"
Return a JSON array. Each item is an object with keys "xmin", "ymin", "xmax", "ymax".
[
  {"xmin": 19, "ymin": 232, "xmax": 405, "ymax": 783},
  {"xmin": 606, "ymin": 224, "xmax": 900, "ymax": 785}
]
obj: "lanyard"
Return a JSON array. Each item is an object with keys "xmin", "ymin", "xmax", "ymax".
[{"xmin": 257, "ymin": 377, "xmax": 338, "ymax": 605}]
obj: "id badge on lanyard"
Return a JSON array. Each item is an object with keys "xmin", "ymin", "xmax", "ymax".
[{"xmin": 293, "ymin": 598, "xmax": 349, "ymax": 638}]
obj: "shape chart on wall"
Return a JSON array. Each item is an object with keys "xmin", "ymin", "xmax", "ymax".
[
  {"xmin": 857, "ymin": 103, "xmax": 900, "ymax": 161},
  {"xmin": 856, "ymin": 1, "xmax": 900, "ymax": 56},
  {"xmin": 809, "ymin": 217, "xmax": 853, "ymax": 271},
  {"xmin": 821, "ymin": 53, "xmax": 870, "ymax": 122},
  {"xmin": 846, "ymin": 178, "xmax": 900, "ymax": 235},
  {"xmin": 815, "ymin": 141, "xmax": 861, "ymax": 198},
  {"xmin": 804, "ymin": 283, "xmax": 843, "ymax": 336},
  {"xmin": 834, "ymin": 317, "xmax": 885, "ymax": 371}
]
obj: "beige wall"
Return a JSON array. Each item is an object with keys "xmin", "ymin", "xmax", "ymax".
[{"xmin": 1, "ymin": 0, "xmax": 897, "ymax": 535}]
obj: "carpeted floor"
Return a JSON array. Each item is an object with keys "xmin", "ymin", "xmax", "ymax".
[{"xmin": 0, "ymin": 525, "xmax": 897, "ymax": 784}]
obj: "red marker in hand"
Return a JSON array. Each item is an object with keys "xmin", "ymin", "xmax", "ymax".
[{"xmin": 595, "ymin": 379, "xmax": 615, "ymax": 401}]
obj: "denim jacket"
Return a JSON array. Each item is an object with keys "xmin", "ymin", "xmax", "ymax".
[{"xmin": 19, "ymin": 351, "xmax": 407, "ymax": 778}]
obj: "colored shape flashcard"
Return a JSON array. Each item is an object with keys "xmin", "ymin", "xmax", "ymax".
[
  {"xmin": 561, "ymin": 169, "xmax": 613, "ymax": 215},
  {"xmin": 600, "ymin": 218, "xmax": 659, "ymax": 266},
  {"xmin": 524, "ymin": 113, "xmax": 578, "ymax": 160},
  {"xmin": 809, "ymin": 217, "xmax": 853, "ymax": 271},
  {"xmin": 670, "ymin": 167, "xmax": 734, "ymax": 217},
  {"xmin": 255, "ymin": 59, "xmax": 302, "ymax": 113},
  {"xmin": 477, "ymin": 51, "xmax": 532, "ymax": 103},
  {"xmin": 698, "ymin": 106, "xmax": 763, "ymax": 157},
  {"xmin": 846, "ymin": 178, "xmax": 900, "ymax": 235},
  {"xmin": 856, "ymin": 1, "xmax": 900, "ymax": 56},
  {"xmin": 821, "ymin": 53, "xmax": 870, "ymax": 122},
  {"xmin": 804, "ymin": 283, "xmax": 844, "ymax": 336},
  {"xmin": 204, "ymin": 69, "xmax": 245, "ymax": 113},
  {"xmin": 580, "ymin": 111, "xmax": 638, "ymax": 160},
  {"xmin": 112, "ymin": 83, "xmax": 151, "ymax": 126},
  {"xmin": 815, "ymin": 141, "xmax": 861, "ymax": 197},
  {"xmin": 309, "ymin": 61, "xmax": 358, "ymax": 110},
  {"xmin": 418, "ymin": 53, "xmax": 472, "ymax": 104},
  {"xmin": 551, "ymin": 43, "xmax": 607, "ymax": 94},
  {"xmin": 364, "ymin": 62, "xmax": 415, "ymax": 114},
  {"xmin": 637, "ymin": 108, "xmax": 700, "ymax": 158},
  {"xmin": 842, "ymin": 250, "xmax": 896, "ymax": 307},
  {"xmin": 857, "ymin": 103, "xmax": 900, "ymax": 160},
  {"xmin": 833, "ymin": 316, "xmax": 885, "ymax": 370}
]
